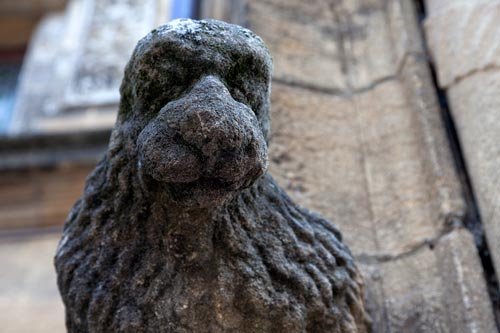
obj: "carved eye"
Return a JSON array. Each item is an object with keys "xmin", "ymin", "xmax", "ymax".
[{"xmin": 231, "ymin": 86, "xmax": 249, "ymax": 105}]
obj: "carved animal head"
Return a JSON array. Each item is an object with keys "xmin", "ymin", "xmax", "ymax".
[{"xmin": 114, "ymin": 19, "xmax": 273, "ymax": 208}]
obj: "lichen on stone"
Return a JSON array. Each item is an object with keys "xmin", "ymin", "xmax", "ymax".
[{"xmin": 55, "ymin": 19, "xmax": 371, "ymax": 333}]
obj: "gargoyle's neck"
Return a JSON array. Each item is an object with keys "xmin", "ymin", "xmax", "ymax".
[
  {"xmin": 161, "ymin": 200, "xmax": 226, "ymax": 223},
  {"xmin": 153, "ymin": 202, "xmax": 226, "ymax": 267}
]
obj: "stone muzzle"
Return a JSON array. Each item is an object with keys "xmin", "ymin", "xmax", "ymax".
[{"xmin": 137, "ymin": 75, "xmax": 268, "ymax": 196}]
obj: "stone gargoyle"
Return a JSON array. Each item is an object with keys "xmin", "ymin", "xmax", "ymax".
[{"xmin": 55, "ymin": 19, "xmax": 370, "ymax": 333}]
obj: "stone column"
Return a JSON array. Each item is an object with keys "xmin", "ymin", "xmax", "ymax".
[{"xmin": 425, "ymin": 0, "xmax": 500, "ymax": 279}]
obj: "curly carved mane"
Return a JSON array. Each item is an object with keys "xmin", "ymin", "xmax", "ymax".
[{"xmin": 56, "ymin": 138, "xmax": 368, "ymax": 332}]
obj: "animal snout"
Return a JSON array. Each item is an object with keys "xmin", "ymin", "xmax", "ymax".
[{"xmin": 137, "ymin": 75, "xmax": 268, "ymax": 191}]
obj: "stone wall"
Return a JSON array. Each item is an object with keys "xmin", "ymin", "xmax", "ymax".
[
  {"xmin": 425, "ymin": 0, "xmax": 500, "ymax": 285},
  {"xmin": 248, "ymin": 0, "xmax": 496, "ymax": 331}
]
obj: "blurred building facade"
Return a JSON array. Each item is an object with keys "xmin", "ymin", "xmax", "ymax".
[
  {"xmin": 0, "ymin": 0, "xmax": 243, "ymax": 229},
  {"xmin": 2, "ymin": 0, "xmax": 500, "ymax": 332}
]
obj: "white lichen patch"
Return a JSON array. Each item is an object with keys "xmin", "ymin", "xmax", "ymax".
[
  {"xmin": 143, "ymin": 18, "xmax": 268, "ymax": 54},
  {"xmin": 166, "ymin": 18, "xmax": 202, "ymax": 35}
]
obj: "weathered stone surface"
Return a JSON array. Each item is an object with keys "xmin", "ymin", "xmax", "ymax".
[
  {"xmin": 424, "ymin": 0, "xmax": 500, "ymax": 88},
  {"xmin": 447, "ymin": 70, "xmax": 500, "ymax": 278},
  {"xmin": 255, "ymin": 0, "xmax": 496, "ymax": 331},
  {"xmin": 425, "ymin": 0, "xmax": 500, "ymax": 285},
  {"xmin": 268, "ymin": 83, "xmax": 377, "ymax": 255},
  {"xmin": 55, "ymin": 19, "xmax": 370, "ymax": 332},
  {"xmin": 246, "ymin": 0, "xmax": 347, "ymax": 91},
  {"xmin": 268, "ymin": 60, "xmax": 495, "ymax": 330},
  {"xmin": 362, "ymin": 229, "xmax": 496, "ymax": 332},
  {"xmin": 398, "ymin": 55, "xmax": 465, "ymax": 222},
  {"xmin": 0, "ymin": 232, "xmax": 65, "ymax": 333},
  {"xmin": 435, "ymin": 229, "xmax": 496, "ymax": 333},
  {"xmin": 247, "ymin": 0, "xmax": 423, "ymax": 91},
  {"xmin": 269, "ymin": 71, "xmax": 461, "ymax": 257}
]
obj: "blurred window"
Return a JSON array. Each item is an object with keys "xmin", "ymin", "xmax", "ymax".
[
  {"xmin": 0, "ymin": 51, "xmax": 23, "ymax": 133},
  {"xmin": 172, "ymin": 0, "xmax": 196, "ymax": 19}
]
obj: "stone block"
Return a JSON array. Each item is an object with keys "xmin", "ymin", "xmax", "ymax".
[
  {"xmin": 448, "ymin": 69, "xmax": 500, "ymax": 278},
  {"xmin": 247, "ymin": 0, "xmax": 348, "ymax": 91},
  {"xmin": 362, "ymin": 229, "xmax": 496, "ymax": 332},
  {"xmin": 269, "ymin": 78, "xmax": 463, "ymax": 258},
  {"xmin": 248, "ymin": 0, "xmax": 424, "ymax": 91},
  {"xmin": 268, "ymin": 83, "xmax": 377, "ymax": 255},
  {"xmin": 424, "ymin": 0, "xmax": 500, "ymax": 88},
  {"xmin": 425, "ymin": 0, "xmax": 500, "ymax": 287}
]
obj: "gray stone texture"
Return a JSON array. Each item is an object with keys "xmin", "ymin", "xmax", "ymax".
[{"xmin": 55, "ymin": 19, "xmax": 370, "ymax": 333}]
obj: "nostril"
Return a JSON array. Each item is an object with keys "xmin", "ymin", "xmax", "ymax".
[{"xmin": 244, "ymin": 142, "xmax": 256, "ymax": 158}]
